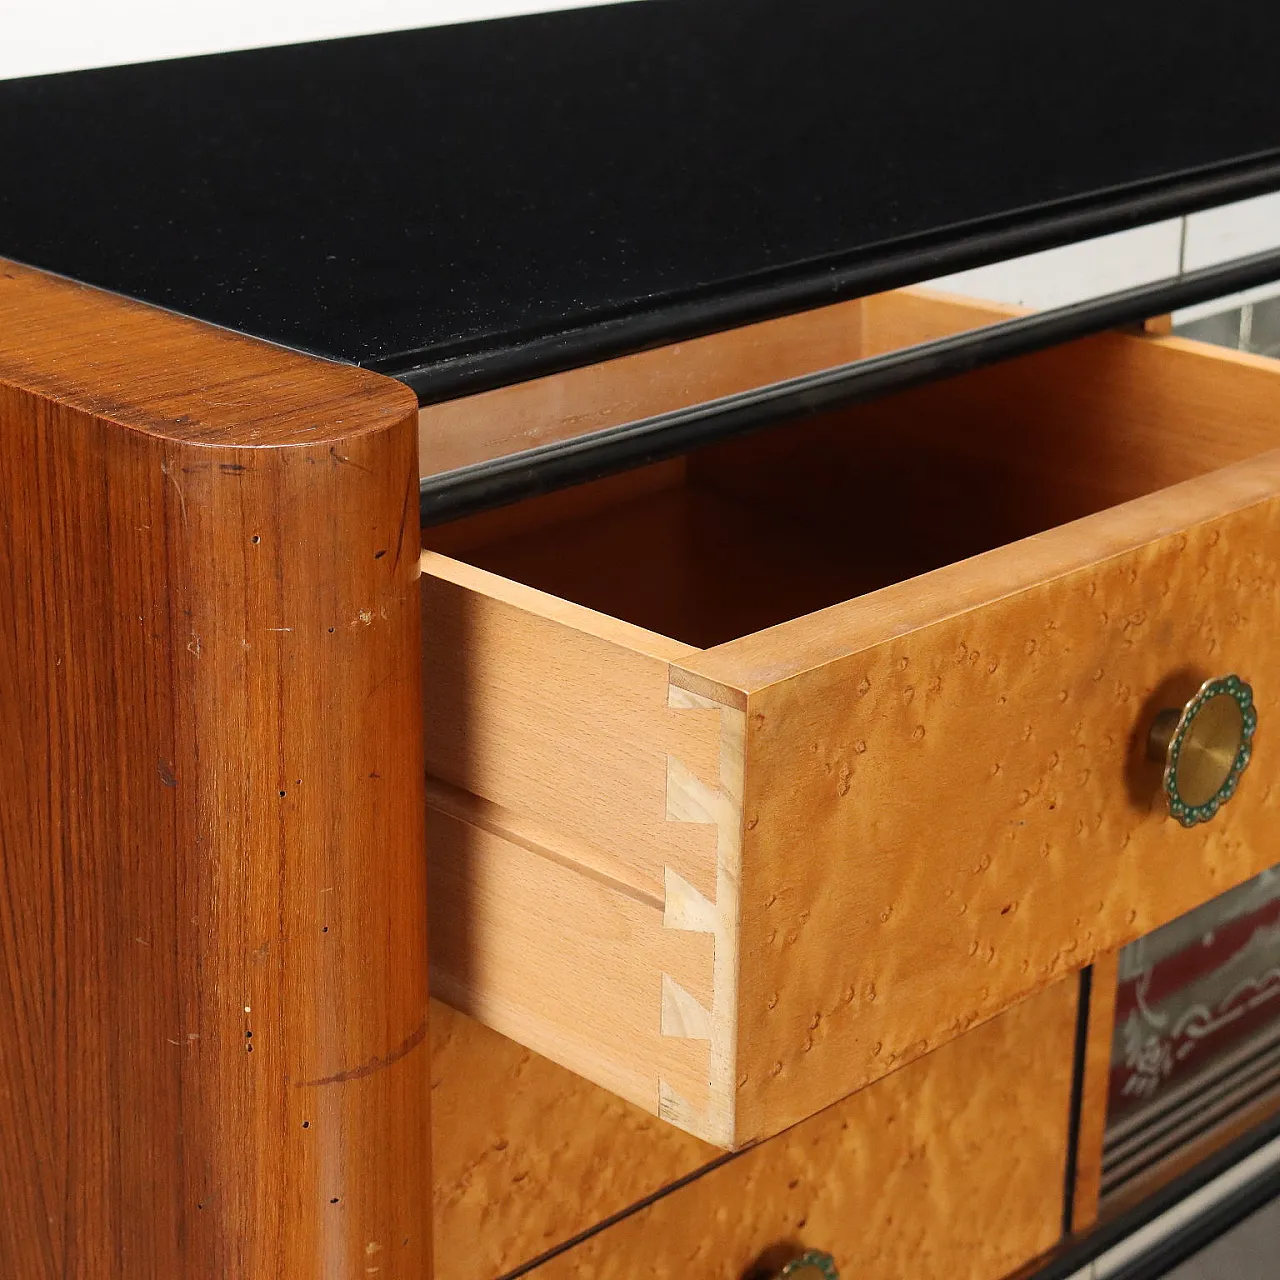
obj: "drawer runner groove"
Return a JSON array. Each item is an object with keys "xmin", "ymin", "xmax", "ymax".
[{"xmin": 424, "ymin": 773, "xmax": 664, "ymax": 911}]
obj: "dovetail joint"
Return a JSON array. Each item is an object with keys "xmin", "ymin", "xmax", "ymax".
[{"xmin": 657, "ymin": 682, "xmax": 744, "ymax": 1147}]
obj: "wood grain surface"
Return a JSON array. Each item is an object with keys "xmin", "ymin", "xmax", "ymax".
[
  {"xmin": 421, "ymin": 549, "xmax": 716, "ymax": 904},
  {"xmin": 421, "ymin": 549, "xmax": 748, "ymax": 1143},
  {"xmin": 418, "ymin": 299, "xmax": 864, "ymax": 476},
  {"xmin": 1072, "ymin": 952, "xmax": 1120, "ymax": 1234},
  {"xmin": 458, "ymin": 480, "xmax": 922, "ymax": 651},
  {"xmin": 0, "ymin": 259, "xmax": 431, "ymax": 1277},
  {"xmin": 692, "ymin": 299, "xmax": 1280, "ymax": 630},
  {"xmin": 528, "ymin": 977, "xmax": 1079, "ymax": 1280},
  {"xmin": 689, "ymin": 457, "xmax": 1280, "ymax": 1141},
  {"xmin": 427, "ymin": 803, "xmax": 717, "ymax": 1130}
]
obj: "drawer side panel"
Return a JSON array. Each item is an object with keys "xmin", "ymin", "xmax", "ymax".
[
  {"xmin": 423, "ymin": 560, "xmax": 746, "ymax": 1144},
  {"xmin": 428, "ymin": 808, "xmax": 715, "ymax": 1124},
  {"xmin": 422, "ymin": 558, "xmax": 721, "ymax": 902}
]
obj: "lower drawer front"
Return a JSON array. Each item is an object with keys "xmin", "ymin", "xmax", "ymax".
[
  {"xmin": 431, "ymin": 1001, "xmax": 719, "ymax": 1280},
  {"xmin": 423, "ymin": 288, "xmax": 1280, "ymax": 1148},
  {"xmin": 526, "ymin": 977, "xmax": 1079, "ymax": 1280}
]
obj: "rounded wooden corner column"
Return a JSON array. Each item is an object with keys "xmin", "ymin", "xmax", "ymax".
[{"xmin": 0, "ymin": 260, "xmax": 431, "ymax": 1277}]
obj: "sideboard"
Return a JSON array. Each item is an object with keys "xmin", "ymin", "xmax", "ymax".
[{"xmin": 4, "ymin": 4, "xmax": 1280, "ymax": 1276}]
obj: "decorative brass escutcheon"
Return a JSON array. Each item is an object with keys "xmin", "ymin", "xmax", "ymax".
[
  {"xmin": 779, "ymin": 1252, "xmax": 839, "ymax": 1279},
  {"xmin": 1147, "ymin": 675, "xmax": 1256, "ymax": 827}
]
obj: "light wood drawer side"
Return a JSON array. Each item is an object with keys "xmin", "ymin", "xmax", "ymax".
[{"xmin": 423, "ymin": 556, "xmax": 746, "ymax": 1146}]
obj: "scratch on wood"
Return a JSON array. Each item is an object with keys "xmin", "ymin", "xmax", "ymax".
[
  {"xmin": 330, "ymin": 444, "xmax": 373, "ymax": 474},
  {"xmin": 393, "ymin": 465, "xmax": 415, "ymax": 575},
  {"xmin": 296, "ymin": 1015, "xmax": 428, "ymax": 1087},
  {"xmin": 160, "ymin": 457, "xmax": 188, "ymax": 529}
]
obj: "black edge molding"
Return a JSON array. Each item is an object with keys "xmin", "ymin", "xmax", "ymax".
[
  {"xmin": 1030, "ymin": 1112, "xmax": 1280, "ymax": 1280},
  {"xmin": 419, "ymin": 245, "xmax": 1280, "ymax": 524},
  {"xmin": 399, "ymin": 151, "xmax": 1280, "ymax": 403}
]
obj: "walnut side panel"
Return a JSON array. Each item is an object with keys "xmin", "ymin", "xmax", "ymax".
[
  {"xmin": 0, "ymin": 262, "xmax": 429, "ymax": 1277},
  {"xmin": 529, "ymin": 977, "xmax": 1078, "ymax": 1280}
]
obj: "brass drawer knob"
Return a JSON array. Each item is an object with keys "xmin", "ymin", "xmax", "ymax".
[
  {"xmin": 779, "ymin": 1252, "xmax": 839, "ymax": 1279},
  {"xmin": 1147, "ymin": 675, "xmax": 1256, "ymax": 827}
]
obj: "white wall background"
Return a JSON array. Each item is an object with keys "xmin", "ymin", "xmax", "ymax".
[
  {"xmin": 929, "ymin": 195, "xmax": 1280, "ymax": 325},
  {"xmin": 0, "ymin": 1, "xmax": 622, "ymax": 81},
  {"xmin": 3, "ymin": 0, "xmax": 1277, "ymax": 321}
]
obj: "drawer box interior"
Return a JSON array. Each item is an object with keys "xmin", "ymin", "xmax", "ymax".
[
  {"xmin": 428, "ymin": 289, "xmax": 1280, "ymax": 651},
  {"xmin": 422, "ymin": 289, "xmax": 1280, "ymax": 1148}
]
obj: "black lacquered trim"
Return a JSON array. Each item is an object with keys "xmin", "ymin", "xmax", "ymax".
[
  {"xmin": 397, "ymin": 152, "xmax": 1280, "ymax": 404},
  {"xmin": 1105, "ymin": 1175, "xmax": 1280, "ymax": 1280},
  {"xmin": 1030, "ymin": 1111, "xmax": 1280, "ymax": 1280},
  {"xmin": 420, "ymin": 244, "xmax": 1280, "ymax": 526},
  {"xmin": 1061, "ymin": 968, "xmax": 1095, "ymax": 1237}
]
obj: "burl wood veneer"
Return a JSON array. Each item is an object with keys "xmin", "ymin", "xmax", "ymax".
[{"xmin": 0, "ymin": 260, "xmax": 430, "ymax": 1278}]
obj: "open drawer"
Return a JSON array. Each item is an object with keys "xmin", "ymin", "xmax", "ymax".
[{"xmin": 421, "ymin": 289, "xmax": 1280, "ymax": 1149}]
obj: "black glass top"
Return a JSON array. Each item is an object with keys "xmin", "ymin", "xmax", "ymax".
[{"xmin": 3, "ymin": 0, "xmax": 1280, "ymax": 402}]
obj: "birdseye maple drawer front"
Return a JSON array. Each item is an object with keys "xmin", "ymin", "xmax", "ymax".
[
  {"xmin": 421, "ymin": 287, "xmax": 1280, "ymax": 1150},
  {"xmin": 525, "ymin": 975, "xmax": 1079, "ymax": 1280}
]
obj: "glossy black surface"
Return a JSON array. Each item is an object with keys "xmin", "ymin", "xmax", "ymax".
[{"xmin": 3, "ymin": 0, "xmax": 1280, "ymax": 401}]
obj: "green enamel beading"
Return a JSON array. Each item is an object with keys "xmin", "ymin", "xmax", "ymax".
[
  {"xmin": 780, "ymin": 1251, "xmax": 839, "ymax": 1280},
  {"xmin": 1162, "ymin": 675, "xmax": 1256, "ymax": 828}
]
